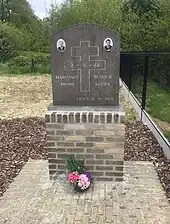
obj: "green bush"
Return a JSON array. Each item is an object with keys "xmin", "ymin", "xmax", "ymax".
[
  {"xmin": 149, "ymin": 55, "xmax": 170, "ymax": 88},
  {"xmin": 8, "ymin": 52, "xmax": 51, "ymax": 74},
  {"xmin": 0, "ymin": 63, "xmax": 9, "ymax": 75},
  {"xmin": 9, "ymin": 52, "xmax": 50, "ymax": 65},
  {"xmin": 0, "ymin": 22, "xmax": 26, "ymax": 61}
]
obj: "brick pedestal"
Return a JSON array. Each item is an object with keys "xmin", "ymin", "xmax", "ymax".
[{"xmin": 45, "ymin": 106, "xmax": 125, "ymax": 181}]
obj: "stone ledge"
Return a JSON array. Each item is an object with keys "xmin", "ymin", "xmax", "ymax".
[
  {"xmin": 48, "ymin": 105, "xmax": 124, "ymax": 112},
  {"xmin": 45, "ymin": 111, "xmax": 125, "ymax": 124}
]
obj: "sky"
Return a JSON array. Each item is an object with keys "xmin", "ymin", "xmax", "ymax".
[{"xmin": 28, "ymin": 0, "xmax": 64, "ymax": 19}]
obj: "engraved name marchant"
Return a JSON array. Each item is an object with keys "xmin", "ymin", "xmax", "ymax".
[{"xmin": 63, "ymin": 41, "xmax": 107, "ymax": 92}]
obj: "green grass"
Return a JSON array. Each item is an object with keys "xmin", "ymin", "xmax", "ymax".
[
  {"xmin": 131, "ymin": 75, "xmax": 143, "ymax": 103},
  {"xmin": 130, "ymin": 76, "xmax": 170, "ymax": 123},
  {"xmin": 0, "ymin": 51, "xmax": 51, "ymax": 75},
  {"xmin": 146, "ymin": 81, "xmax": 170, "ymax": 142},
  {"xmin": 164, "ymin": 131, "xmax": 170, "ymax": 143},
  {"xmin": 123, "ymin": 76, "xmax": 170, "ymax": 141},
  {"xmin": 0, "ymin": 63, "xmax": 9, "ymax": 75},
  {"xmin": 0, "ymin": 62, "xmax": 51, "ymax": 76},
  {"xmin": 146, "ymin": 81, "xmax": 170, "ymax": 123}
]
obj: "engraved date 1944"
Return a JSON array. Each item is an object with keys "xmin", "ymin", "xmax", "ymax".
[{"xmin": 76, "ymin": 97, "xmax": 114, "ymax": 101}]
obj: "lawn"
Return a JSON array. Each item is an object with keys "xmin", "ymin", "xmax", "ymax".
[
  {"xmin": 0, "ymin": 62, "xmax": 50, "ymax": 76},
  {"xmin": 125, "ymin": 75, "xmax": 170, "ymax": 142},
  {"xmin": 0, "ymin": 51, "xmax": 51, "ymax": 76},
  {"xmin": 146, "ymin": 81, "xmax": 170, "ymax": 142},
  {"xmin": 146, "ymin": 81, "xmax": 170, "ymax": 122}
]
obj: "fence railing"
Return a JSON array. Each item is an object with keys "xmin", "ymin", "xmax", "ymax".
[{"xmin": 120, "ymin": 52, "xmax": 170, "ymax": 142}]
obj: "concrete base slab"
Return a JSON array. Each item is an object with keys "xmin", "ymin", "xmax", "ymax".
[{"xmin": 0, "ymin": 160, "xmax": 169, "ymax": 224}]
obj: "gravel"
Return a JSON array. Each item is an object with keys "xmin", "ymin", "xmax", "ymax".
[
  {"xmin": 0, "ymin": 118, "xmax": 169, "ymax": 201},
  {"xmin": 125, "ymin": 121, "xmax": 170, "ymax": 201},
  {"xmin": 0, "ymin": 118, "xmax": 47, "ymax": 197}
]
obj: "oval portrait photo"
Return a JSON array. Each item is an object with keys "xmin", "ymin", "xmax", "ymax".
[
  {"xmin": 103, "ymin": 38, "xmax": 114, "ymax": 52},
  {"xmin": 56, "ymin": 39, "xmax": 66, "ymax": 53}
]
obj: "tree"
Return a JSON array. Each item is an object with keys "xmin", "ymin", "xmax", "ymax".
[
  {"xmin": 122, "ymin": 0, "xmax": 160, "ymax": 17},
  {"xmin": 0, "ymin": 0, "xmax": 50, "ymax": 56},
  {"xmin": 0, "ymin": 21, "xmax": 26, "ymax": 61},
  {"xmin": 0, "ymin": 0, "xmax": 34, "ymax": 25},
  {"xmin": 48, "ymin": 0, "xmax": 170, "ymax": 52}
]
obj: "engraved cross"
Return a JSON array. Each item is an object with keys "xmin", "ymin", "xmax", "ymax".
[{"xmin": 64, "ymin": 41, "xmax": 106, "ymax": 92}]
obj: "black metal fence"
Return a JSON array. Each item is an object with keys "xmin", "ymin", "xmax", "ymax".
[{"xmin": 120, "ymin": 52, "xmax": 170, "ymax": 141}]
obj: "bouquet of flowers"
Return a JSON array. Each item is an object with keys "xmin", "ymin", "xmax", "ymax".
[{"xmin": 66, "ymin": 154, "xmax": 92, "ymax": 192}]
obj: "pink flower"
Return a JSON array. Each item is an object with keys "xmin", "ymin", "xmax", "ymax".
[
  {"xmin": 68, "ymin": 172, "xmax": 79, "ymax": 184},
  {"xmin": 77, "ymin": 174, "xmax": 90, "ymax": 190}
]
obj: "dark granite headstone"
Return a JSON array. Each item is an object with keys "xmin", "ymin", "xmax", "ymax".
[{"xmin": 51, "ymin": 24, "xmax": 120, "ymax": 106}]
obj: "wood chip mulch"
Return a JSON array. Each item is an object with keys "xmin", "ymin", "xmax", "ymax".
[
  {"xmin": 0, "ymin": 118, "xmax": 169, "ymax": 201},
  {"xmin": 125, "ymin": 121, "xmax": 170, "ymax": 201},
  {"xmin": 0, "ymin": 118, "xmax": 47, "ymax": 197}
]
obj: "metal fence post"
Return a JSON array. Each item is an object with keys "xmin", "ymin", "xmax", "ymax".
[
  {"xmin": 141, "ymin": 56, "xmax": 149, "ymax": 120},
  {"xmin": 128, "ymin": 56, "xmax": 133, "ymax": 91},
  {"xmin": 31, "ymin": 58, "xmax": 35, "ymax": 72},
  {"xmin": 1, "ymin": 0, "xmax": 4, "ymax": 22}
]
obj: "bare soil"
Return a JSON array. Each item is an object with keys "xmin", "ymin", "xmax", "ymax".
[
  {"xmin": 0, "ymin": 76, "xmax": 52, "ymax": 119},
  {"xmin": 0, "ymin": 76, "xmax": 137, "ymax": 121}
]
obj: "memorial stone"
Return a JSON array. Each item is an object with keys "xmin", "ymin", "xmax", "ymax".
[
  {"xmin": 46, "ymin": 24, "xmax": 125, "ymax": 181},
  {"xmin": 51, "ymin": 24, "xmax": 120, "ymax": 106}
]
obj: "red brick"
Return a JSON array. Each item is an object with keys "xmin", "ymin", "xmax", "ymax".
[
  {"xmin": 85, "ymin": 166, "xmax": 94, "ymax": 170},
  {"xmin": 48, "ymin": 153, "xmax": 56, "ymax": 158},
  {"xmin": 96, "ymin": 154, "xmax": 113, "ymax": 159},
  {"xmin": 115, "ymin": 166, "xmax": 123, "ymax": 171},
  {"xmin": 45, "ymin": 114, "xmax": 50, "ymax": 123},
  {"xmin": 49, "ymin": 164, "xmax": 56, "ymax": 169},
  {"xmin": 96, "ymin": 166, "xmax": 113, "ymax": 170},
  {"xmin": 96, "ymin": 177, "xmax": 113, "ymax": 181},
  {"xmin": 57, "ymin": 142, "xmax": 74, "ymax": 147},
  {"xmin": 91, "ymin": 171, "xmax": 104, "ymax": 176},
  {"xmin": 66, "ymin": 148, "xmax": 84, "ymax": 153},
  {"xmin": 86, "ymin": 137, "xmax": 104, "ymax": 142},
  {"xmin": 47, "ymin": 124, "xmax": 63, "ymax": 129},
  {"xmin": 51, "ymin": 112, "xmax": 56, "ymax": 123},
  {"xmin": 116, "ymin": 177, "xmax": 123, "ymax": 181},
  {"xmin": 56, "ymin": 130, "xmax": 74, "ymax": 135},
  {"xmin": 48, "ymin": 159, "xmax": 65, "ymax": 164},
  {"xmin": 105, "ymin": 172, "xmax": 123, "ymax": 177},
  {"xmin": 86, "ymin": 160, "xmax": 103, "ymax": 165},
  {"xmin": 47, "ymin": 130, "xmax": 55, "ymax": 135},
  {"xmin": 76, "ymin": 142, "xmax": 93, "ymax": 147},
  {"xmin": 47, "ymin": 142, "xmax": 55, "ymax": 147},
  {"xmin": 105, "ymin": 161, "xmax": 123, "ymax": 165},
  {"xmin": 86, "ymin": 148, "xmax": 104, "ymax": 153},
  {"xmin": 58, "ymin": 165, "xmax": 65, "ymax": 169}
]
